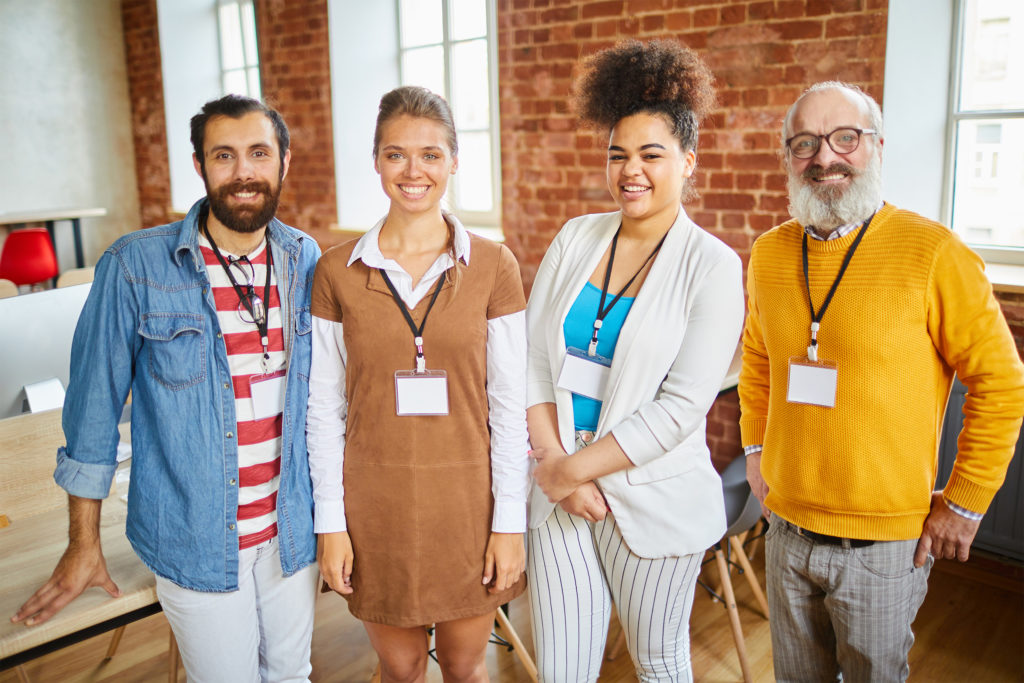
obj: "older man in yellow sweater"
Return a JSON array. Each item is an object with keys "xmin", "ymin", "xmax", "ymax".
[{"xmin": 739, "ymin": 81, "xmax": 1024, "ymax": 683}]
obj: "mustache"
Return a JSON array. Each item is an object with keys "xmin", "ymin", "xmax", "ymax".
[
  {"xmin": 803, "ymin": 163, "xmax": 858, "ymax": 181},
  {"xmin": 214, "ymin": 180, "xmax": 273, "ymax": 199}
]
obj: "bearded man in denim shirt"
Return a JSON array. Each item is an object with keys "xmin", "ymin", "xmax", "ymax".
[{"xmin": 12, "ymin": 95, "xmax": 322, "ymax": 682}]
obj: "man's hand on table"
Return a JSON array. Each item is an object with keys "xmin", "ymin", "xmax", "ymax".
[{"xmin": 11, "ymin": 540, "xmax": 121, "ymax": 627}]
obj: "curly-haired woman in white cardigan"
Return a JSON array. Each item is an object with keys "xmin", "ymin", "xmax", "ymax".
[{"xmin": 525, "ymin": 40, "xmax": 745, "ymax": 682}]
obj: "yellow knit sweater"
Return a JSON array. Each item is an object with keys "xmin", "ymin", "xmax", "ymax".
[{"xmin": 739, "ymin": 203, "xmax": 1024, "ymax": 540}]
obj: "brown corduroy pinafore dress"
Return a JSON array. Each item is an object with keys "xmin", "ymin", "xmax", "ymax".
[{"xmin": 310, "ymin": 234, "xmax": 527, "ymax": 627}]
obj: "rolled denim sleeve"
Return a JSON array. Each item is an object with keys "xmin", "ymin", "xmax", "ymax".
[
  {"xmin": 54, "ymin": 247, "xmax": 139, "ymax": 499},
  {"xmin": 54, "ymin": 447, "xmax": 118, "ymax": 499}
]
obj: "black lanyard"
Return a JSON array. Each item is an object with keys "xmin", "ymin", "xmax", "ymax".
[
  {"xmin": 379, "ymin": 269, "xmax": 446, "ymax": 373},
  {"xmin": 588, "ymin": 227, "xmax": 666, "ymax": 356},
  {"xmin": 203, "ymin": 214, "xmax": 273, "ymax": 368},
  {"xmin": 801, "ymin": 214, "xmax": 874, "ymax": 361}
]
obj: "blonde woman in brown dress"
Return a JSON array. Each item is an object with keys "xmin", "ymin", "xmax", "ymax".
[{"xmin": 306, "ymin": 85, "xmax": 530, "ymax": 682}]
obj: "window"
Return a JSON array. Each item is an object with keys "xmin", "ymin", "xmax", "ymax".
[
  {"xmin": 217, "ymin": 0, "xmax": 261, "ymax": 98},
  {"xmin": 396, "ymin": 0, "xmax": 502, "ymax": 228},
  {"xmin": 946, "ymin": 0, "xmax": 1024, "ymax": 261},
  {"xmin": 159, "ymin": 0, "xmax": 263, "ymax": 213}
]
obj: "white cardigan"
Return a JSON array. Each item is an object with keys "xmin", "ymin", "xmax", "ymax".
[{"xmin": 526, "ymin": 208, "xmax": 745, "ymax": 557}]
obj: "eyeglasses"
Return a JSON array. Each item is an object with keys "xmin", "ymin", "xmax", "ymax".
[
  {"xmin": 785, "ymin": 127, "xmax": 877, "ymax": 159},
  {"xmin": 227, "ymin": 256, "xmax": 266, "ymax": 325}
]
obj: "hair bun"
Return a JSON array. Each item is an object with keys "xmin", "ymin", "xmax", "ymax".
[{"xmin": 574, "ymin": 39, "xmax": 716, "ymax": 136}]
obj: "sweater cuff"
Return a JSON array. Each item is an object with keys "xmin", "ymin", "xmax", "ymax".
[
  {"xmin": 943, "ymin": 470, "xmax": 997, "ymax": 516},
  {"xmin": 740, "ymin": 418, "xmax": 767, "ymax": 448}
]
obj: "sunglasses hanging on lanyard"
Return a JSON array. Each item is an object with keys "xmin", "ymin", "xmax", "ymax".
[{"xmin": 204, "ymin": 217, "xmax": 286, "ymax": 420}]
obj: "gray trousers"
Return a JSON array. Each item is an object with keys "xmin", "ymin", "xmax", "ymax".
[{"xmin": 766, "ymin": 515, "xmax": 933, "ymax": 683}]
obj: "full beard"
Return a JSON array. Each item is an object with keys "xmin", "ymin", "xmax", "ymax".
[
  {"xmin": 787, "ymin": 155, "xmax": 882, "ymax": 233},
  {"xmin": 206, "ymin": 179, "xmax": 282, "ymax": 234}
]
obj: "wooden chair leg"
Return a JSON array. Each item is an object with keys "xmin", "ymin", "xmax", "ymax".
[
  {"xmin": 168, "ymin": 627, "xmax": 180, "ymax": 682},
  {"xmin": 712, "ymin": 530, "xmax": 749, "ymax": 602},
  {"xmin": 103, "ymin": 624, "xmax": 127, "ymax": 660},
  {"xmin": 495, "ymin": 606, "xmax": 539, "ymax": 682},
  {"xmin": 605, "ymin": 627, "xmax": 627, "ymax": 661},
  {"xmin": 746, "ymin": 518, "xmax": 766, "ymax": 562},
  {"xmin": 729, "ymin": 535, "xmax": 770, "ymax": 620},
  {"xmin": 15, "ymin": 665, "xmax": 30, "ymax": 683},
  {"xmin": 714, "ymin": 547, "xmax": 753, "ymax": 683}
]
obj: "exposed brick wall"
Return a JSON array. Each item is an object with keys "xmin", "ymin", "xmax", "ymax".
[
  {"xmin": 254, "ymin": 0, "xmax": 337, "ymax": 234},
  {"xmin": 121, "ymin": 0, "xmax": 174, "ymax": 229},
  {"xmin": 497, "ymin": 0, "xmax": 888, "ymax": 288},
  {"xmin": 120, "ymin": 0, "xmax": 337, "ymax": 235},
  {"xmin": 995, "ymin": 291, "xmax": 1024, "ymax": 358},
  {"xmin": 708, "ymin": 389, "xmax": 742, "ymax": 472},
  {"xmin": 496, "ymin": 0, "xmax": 889, "ymax": 468}
]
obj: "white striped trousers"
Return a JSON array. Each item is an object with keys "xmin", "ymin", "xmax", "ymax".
[{"xmin": 527, "ymin": 505, "xmax": 702, "ymax": 682}]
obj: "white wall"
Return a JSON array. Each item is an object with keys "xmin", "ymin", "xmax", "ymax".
[
  {"xmin": 0, "ymin": 0, "xmax": 140, "ymax": 268},
  {"xmin": 881, "ymin": 0, "xmax": 954, "ymax": 222},
  {"xmin": 328, "ymin": 0, "xmax": 400, "ymax": 230}
]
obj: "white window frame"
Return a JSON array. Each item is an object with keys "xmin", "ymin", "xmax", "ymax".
[
  {"xmin": 942, "ymin": 0, "xmax": 1024, "ymax": 265},
  {"xmin": 216, "ymin": 0, "xmax": 262, "ymax": 99},
  {"xmin": 395, "ymin": 0, "xmax": 503, "ymax": 230}
]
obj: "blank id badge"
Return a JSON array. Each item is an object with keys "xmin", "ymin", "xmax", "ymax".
[
  {"xmin": 557, "ymin": 347, "xmax": 612, "ymax": 401},
  {"xmin": 395, "ymin": 369, "xmax": 449, "ymax": 416},
  {"xmin": 787, "ymin": 356, "xmax": 838, "ymax": 408},
  {"xmin": 250, "ymin": 369, "xmax": 287, "ymax": 420}
]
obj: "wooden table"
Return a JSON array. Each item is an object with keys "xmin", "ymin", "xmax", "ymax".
[
  {"xmin": 0, "ymin": 410, "xmax": 160, "ymax": 672},
  {"xmin": 0, "ymin": 208, "xmax": 108, "ymax": 270}
]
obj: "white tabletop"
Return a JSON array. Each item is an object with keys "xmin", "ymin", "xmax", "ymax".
[{"xmin": 0, "ymin": 208, "xmax": 108, "ymax": 225}]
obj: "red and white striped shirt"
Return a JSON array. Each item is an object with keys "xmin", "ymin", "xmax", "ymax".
[{"xmin": 200, "ymin": 236, "xmax": 285, "ymax": 550}]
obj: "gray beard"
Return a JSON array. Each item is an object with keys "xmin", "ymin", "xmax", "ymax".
[{"xmin": 787, "ymin": 156, "xmax": 882, "ymax": 233}]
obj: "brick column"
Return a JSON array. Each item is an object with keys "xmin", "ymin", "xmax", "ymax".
[
  {"xmin": 254, "ymin": 0, "xmax": 337, "ymax": 234},
  {"xmin": 121, "ymin": 0, "xmax": 174, "ymax": 229}
]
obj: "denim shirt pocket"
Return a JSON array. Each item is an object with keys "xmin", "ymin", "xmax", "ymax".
[
  {"xmin": 138, "ymin": 312, "xmax": 206, "ymax": 390},
  {"xmin": 294, "ymin": 305, "xmax": 312, "ymax": 334}
]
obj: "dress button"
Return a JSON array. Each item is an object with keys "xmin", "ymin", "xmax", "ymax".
[
  {"xmin": 229, "ymin": 478, "xmax": 236, "ymax": 486},
  {"xmin": 217, "ymin": 332, "xmax": 223, "ymax": 338},
  {"xmin": 228, "ymin": 523, "xmax": 236, "ymax": 530},
  {"xmin": 226, "ymin": 431, "xmax": 234, "ymax": 439},
  {"xmin": 223, "ymin": 382, "xmax": 230, "ymax": 389}
]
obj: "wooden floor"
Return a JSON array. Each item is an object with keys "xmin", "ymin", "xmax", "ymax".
[{"xmin": 3, "ymin": 546, "xmax": 1022, "ymax": 682}]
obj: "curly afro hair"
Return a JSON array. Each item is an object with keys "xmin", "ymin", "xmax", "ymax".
[{"xmin": 573, "ymin": 39, "xmax": 716, "ymax": 152}]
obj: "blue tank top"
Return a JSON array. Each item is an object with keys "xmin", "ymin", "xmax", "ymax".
[{"xmin": 562, "ymin": 282, "xmax": 635, "ymax": 431}]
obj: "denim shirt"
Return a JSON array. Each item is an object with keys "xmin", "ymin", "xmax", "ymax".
[{"xmin": 53, "ymin": 199, "xmax": 321, "ymax": 592}]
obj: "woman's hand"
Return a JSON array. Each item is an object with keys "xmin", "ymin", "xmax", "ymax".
[
  {"xmin": 483, "ymin": 532, "xmax": 525, "ymax": 595},
  {"xmin": 559, "ymin": 481, "xmax": 608, "ymax": 522},
  {"xmin": 317, "ymin": 531, "xmax": 354, "ymax": 595},
  {"xmin": 530, "ymin": 446, "xmax": 581, "ymax": 503}
]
